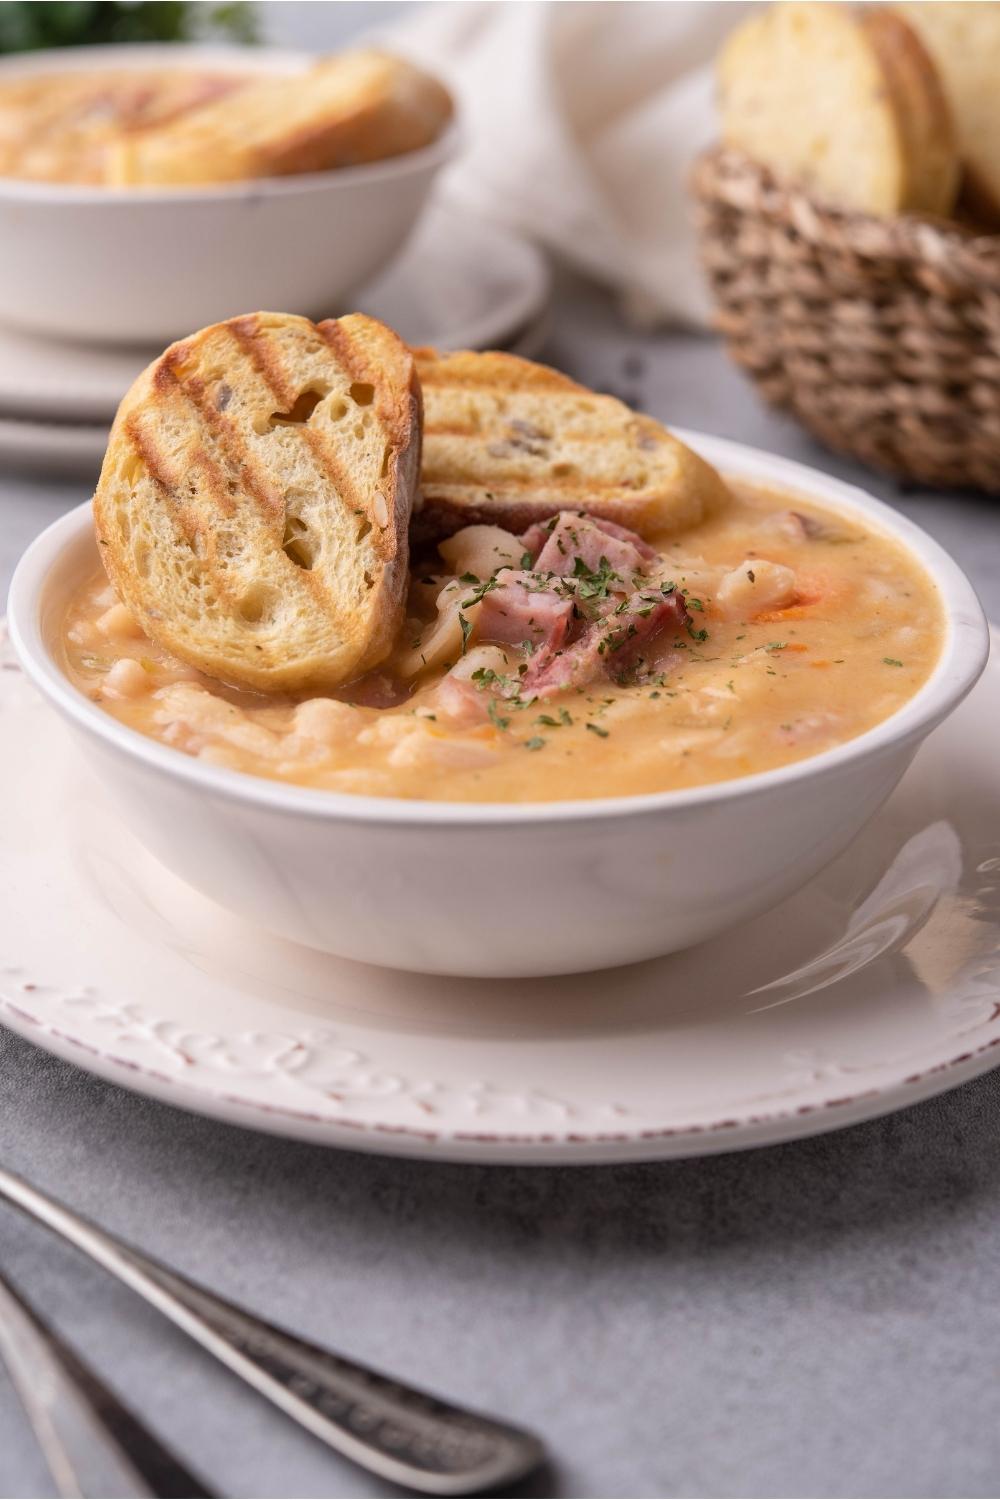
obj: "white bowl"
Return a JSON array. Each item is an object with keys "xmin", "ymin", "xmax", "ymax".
[
  {"xmin": 8, "ymin": 432, "xmax": 989, "ymax": 979},
  {"xmin": 0, "ymin": 44, "xmax": 459, "ymax": 345}
]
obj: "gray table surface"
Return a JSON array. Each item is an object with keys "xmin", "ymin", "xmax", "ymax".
[{"xmin": 2, "ymin": 272, "xmax": 1000, "ymax": 1500}]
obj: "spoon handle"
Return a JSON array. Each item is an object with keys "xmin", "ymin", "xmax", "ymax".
[
  {"xmin": 0, "ymin": 1166, "xmax": 544, "ymax": 1497},
  {"xmin": 0, "ymin": 1270, "xmax": 211, "ymax": 1498}
]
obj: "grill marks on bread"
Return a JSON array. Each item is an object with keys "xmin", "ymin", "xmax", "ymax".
[
  {"xmin": 412, "ymin": 349, "xmax": 730, "ymax": 544},
  {"xmin": 109, "ymin": 50, "xmax": 453, "ymax": 187},
  {"xmin": 94, "ymin": 312, "xmax": 419, "ymax": 693}
]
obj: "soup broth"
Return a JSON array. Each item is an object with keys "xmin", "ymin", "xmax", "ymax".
[{"xmin": 61, "ymin": 481, "xmax": 943, "ymax": 802}]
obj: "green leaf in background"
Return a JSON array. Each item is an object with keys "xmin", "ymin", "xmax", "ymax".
[{"xmin": 0, "ymin": 1, "xmax": 259, "ymax": 52}]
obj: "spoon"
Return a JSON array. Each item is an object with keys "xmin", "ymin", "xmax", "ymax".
[{"xmin": 0, "ymin": 1165, "xmax": 545, "ymax": 1497}]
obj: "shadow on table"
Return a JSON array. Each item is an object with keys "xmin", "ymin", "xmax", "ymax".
[
  {"xmin": 5, "ymin": 1027, "xmax": 1000, "ymax": 1499},
  {"xmin": 6, "ymin": 1026, "xmax": 1000, "ymax": 1265}
]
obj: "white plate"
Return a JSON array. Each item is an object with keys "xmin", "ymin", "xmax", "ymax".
[
  {"xmin": 0, "ymin": 414, "xmax": 108, "ymax": 475},
  {"xmin": 0, "ymin": 204, "xmax": 549, "ymax": 426},
  {"xmin": 0, "ymin": 309, "xmax": 552, "ymax": 479},
  {"xmin": 2, "ymin": 625, "xmax": 999, "ymax": 1164}
]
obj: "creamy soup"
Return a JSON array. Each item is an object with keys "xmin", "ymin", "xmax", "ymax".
[{"xmin": 61, "ymin": 483, "xmax": 943, "ymax": 803}]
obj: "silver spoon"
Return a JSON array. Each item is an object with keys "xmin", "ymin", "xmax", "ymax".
[
  {"xmin": 0, "ymin": 1165, "xmax": 545, "ymax": 1497},
  {"xmin": 0, "ymin": 1269, "xmax": 212, "ymax": 1497}
]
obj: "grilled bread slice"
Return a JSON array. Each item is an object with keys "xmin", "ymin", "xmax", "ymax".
[
  {"xmin": 896, "ymin": 2, "xmax": 1000, "ymax": 225},
  {"xmin": 0, "ymin": 69, "xmax": 246, "ymax": 184},
  {"xmin": 718, "ymin": 2, "xmax": 958, "ymax": 217},
  {"xmin": 110, "ymin": 50, "xmax": 453, "ymax": 187},
  {"xmin": 412, "ymin": 349, "xmax": 730, "ymax": 545},
  {"xmin": 94, "ymin": 312, "xmax": 420, "ymax": 693}
]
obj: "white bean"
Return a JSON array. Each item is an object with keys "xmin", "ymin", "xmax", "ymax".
[
  {"xmin": 438, "ymin": 526, "xmax": 523, "ymax": 577},
  {"xmin": 102, "ymin": 658, "xmax": 149, "ymax": 699},
  {"xmin": 96, "ymin": 602, "xmax": 143, "ymax": 640},
  {"xmin": 715, "ymin": 558, "xmax": 797, "ymax": 619},
  {"xmin": 292, "ymin": 698, "xmax": 359, "ymax": 747}
]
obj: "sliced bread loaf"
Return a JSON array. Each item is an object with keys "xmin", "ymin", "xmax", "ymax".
[
  {"xmin": 717, "ymin": 2, "xmax": 958, "ymax": 216},
  {"xmin": 896, "ymin": 1, "xmax": 1000, "ymax": 224}
]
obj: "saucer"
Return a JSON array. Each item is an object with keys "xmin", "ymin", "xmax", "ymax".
[
  {"xmin": 0, "ymin": 303, "xmax": 551, "ymax": 479},
  {"xmin": 2, "ymin": 624, "xmax": 998, "ymax": 1164},
  {"xmin": 0, "ymin": 203, "xmax": 550, "ymax": 470}
]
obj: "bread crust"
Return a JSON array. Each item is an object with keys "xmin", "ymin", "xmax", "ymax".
[
  {"xmin": 896, "ymin": 1, "xmax": 1000, "ymax": 225},
  {"xmin": 111, "ymin": 51, "xmax": 453, "ymax": 187},
  {"xmin": 861, "ymin": 7, "xmax": 958, "ymax": 215},
  {"xmin": 412, "ymin": 348, "xmax": 730, "ymax": 545},
  {"xmin": 94, "ymin": 312, "xmax": 420, "ymax": 693}
]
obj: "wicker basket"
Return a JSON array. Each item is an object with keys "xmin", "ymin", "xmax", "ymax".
[{"xmin": 691, "ymin": 146, "xmax": 1000, "ymax": 493}]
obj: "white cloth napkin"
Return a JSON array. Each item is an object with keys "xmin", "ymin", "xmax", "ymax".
[{"xmin": 382, "ymin": 0, "xmax": 757, "ymax": 328}]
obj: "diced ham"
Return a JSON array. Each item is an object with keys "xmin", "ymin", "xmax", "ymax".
[
  {"xmin": 435, "ymin": 512, "xmax": 690, "ymax": 710},
  {"xmin": 522, "ymin": 512, "xmax": 657, "ymax": 575},
  {"xmin": 580, "ymin": 517, "xmax": 659, "ymax": 561},
  {"xmin": 534, "ymin": 518, "xmax": 645, "ymax": 578},
  {"xmin": 524, "ymin": 522, "xmax": 554, "ymax": 558},
  {"xmin": 521, "ymin": 589, "xmax": 690, "ymax": 698},
  {"xmin": 475, "ymin": 577, "xmax": 574, "ymax": 654}
]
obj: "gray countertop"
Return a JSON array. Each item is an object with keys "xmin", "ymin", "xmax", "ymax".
[{"xmin": 2, "ymin": 275, "xmax": 1000, "ymax": 1500}]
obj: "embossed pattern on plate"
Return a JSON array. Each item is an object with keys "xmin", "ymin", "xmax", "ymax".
[{"xmin": 1, "ymin": 626, "xmax": 998, "ymax": 1163}]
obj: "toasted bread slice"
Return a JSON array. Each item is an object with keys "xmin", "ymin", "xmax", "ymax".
[
  {"xmin": 0, "ymin": 68, "xmax": 246, "ymax": 184},
  {"xmin": 94, "ymin": 312, "xmax": 420, "ymax": 693},
  {"xmin": 110, "ymin": 50, "xmax": 452, "ymax": 187},
  {"xmin": 718, "ymin": 2, "xmax": 958, "ymax": 216},
  {"xmin": 411, "ymin": 349, "xmax": 730, "ymax": 545},
  {"xmin": 896, "ymin": 2, "xmax": 1000, "ymax": 225}
]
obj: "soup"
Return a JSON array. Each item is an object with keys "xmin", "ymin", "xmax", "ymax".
[{"xmin": 60, "ymin": 482, "xmax": 943, "ymax": 803}]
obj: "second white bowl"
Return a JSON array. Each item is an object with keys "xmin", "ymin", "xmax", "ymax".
[{"xmin": 0, "ymin": 43, "xmax": 458, "ymax": 345}]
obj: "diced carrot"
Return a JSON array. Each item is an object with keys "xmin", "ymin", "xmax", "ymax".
[
  {"xmin": 756, "ymin": 606, "xmax": 813, "ymax": 623},
  {"xmin": 754, "ymin": 569, "xmax": 850, "ymax": 624}
]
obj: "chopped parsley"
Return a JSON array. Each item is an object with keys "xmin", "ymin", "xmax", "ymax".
[
  {"xmin": 524, "ymin": 736, "xmax": 546, "ymax": 751},
  {"xmin": 572, "ymin": 554, "xmax": 621, "ymax": 601},
  {"xmin": 461, "ymin": 575, "xmax": 501, "ymax": 608},
  {"xmin": 883, "ymin": 656, "xmax": 904, "ymax": 667},
  {"xmin": 585, "ymin": 722, "xmax": 609, "ymax": 738},
  {"xmin": 458, "ymin": 613, "xmax": 472, "ymax": 654}
]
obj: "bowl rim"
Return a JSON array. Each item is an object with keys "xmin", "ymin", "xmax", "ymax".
[
  {"xmin": 0, "ymin": 40, "xmax": 461, "ymax": 205},
  {"xmin": 7, "ymin": 428, "xmax": 990, "ymax": 827}
]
